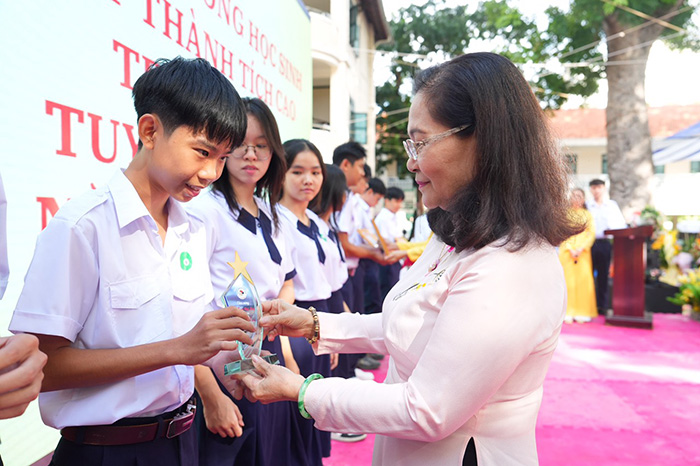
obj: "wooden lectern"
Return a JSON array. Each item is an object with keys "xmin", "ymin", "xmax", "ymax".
[{"xmin": 604, "ymin": 225, "xmax": 654, "ymax": 329}]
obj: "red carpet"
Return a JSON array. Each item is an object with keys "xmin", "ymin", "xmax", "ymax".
[{"xmin": 325, "ymin": 314, "xmax": 700, "ymax": 465}]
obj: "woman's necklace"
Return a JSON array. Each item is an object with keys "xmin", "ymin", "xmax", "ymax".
[{"xmin": 428, "ymin": 244, "xmax": 455, "ymax": 273}]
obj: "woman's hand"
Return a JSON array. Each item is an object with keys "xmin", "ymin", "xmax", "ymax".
[
  {"xmin": 260, "ymin": 300, "xmax": 314, "ymax": 341},
  {"xmin": 235, "ymin": 354, "xmax": 305, "ymax": 404}
]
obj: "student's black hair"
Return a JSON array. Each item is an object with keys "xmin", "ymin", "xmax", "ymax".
[
  {"xmin": 211, "ymin": 97, "xmax": 286, "ymax": 231},
  {"xmin": 311, "ymin": 164, "xmax": 347, "ymax": 231},
  {"xmin": 589, "ymin": 178, "xmax": 606, "ymax": 187},
  {"xmin": 332, "ymin": 141, "xmax": 366, "ymax": 166},
  {"xmin": 363, "ymin": 164, "xmax": 372, "ymax": 180},
  {"xmin": 414, "ymin": 52, "xmax": 583, "ymax": 252},
  {"xmin": 367, "ymin": 177, "xmax": 386, "ymax": 196},
  {"xmin": 132, "ymin": 57, "xmax": 246, "ymax": 151},
  {"xmin": 385, "ymin": 186, "xmax": 405, "ymax": 201},
  {"xmin": 282, "ymin": 139, "xmax": 328, "ymax": 213}
]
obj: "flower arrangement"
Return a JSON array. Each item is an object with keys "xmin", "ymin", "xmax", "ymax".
[
  {"xmin": 644, "ymin": 206, "xmax": 700, "ymax": 286},
  {"xmin": 667, "ymin": 269, "xmax": 700, "ymax": 318}
]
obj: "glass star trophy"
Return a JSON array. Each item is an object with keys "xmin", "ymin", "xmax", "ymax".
[{"xmin": 221, "ymin": 252, "xmax": 279, "ymax": 375}]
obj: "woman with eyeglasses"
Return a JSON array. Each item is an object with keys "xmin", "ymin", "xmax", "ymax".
[
  {"xmin": 187, "ymin": 97, "xmax": 302, "ymax": 466},
  {"xmin": 235, "ymin": 53, "xmax": 582, "ymax": 465}
]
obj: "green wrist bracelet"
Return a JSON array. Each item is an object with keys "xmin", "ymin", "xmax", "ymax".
[{"xmin": 298, "ymin": 373, "xmax": 324, "ymax": 419}]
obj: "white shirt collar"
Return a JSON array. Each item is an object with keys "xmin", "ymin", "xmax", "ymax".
[{"xmin": 108, "ymin": 170, "xmax": 190, "ymax": 236}]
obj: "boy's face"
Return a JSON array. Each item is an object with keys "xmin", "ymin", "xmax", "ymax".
[
  {"xmin": 384, "ymin": 198, "xmax": 403, "ymax": 213},
  {"xmin": 146, "ymin": 119, "xmax": 231, "ymax": 202},
  {"xmin": 340, "ymin": 157, "xmax": 366, "ymax": 187},
  {"xmin": 363, "ymin": 191, "xmax": 383, "ymax": 208},
  {"xmin": 350, "ymin": 176, "xmax": 368, "ymax": 195}
]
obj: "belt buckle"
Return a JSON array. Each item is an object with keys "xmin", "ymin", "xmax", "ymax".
[{"xmin": 165, "ymin": 403, "xmax": 196, "ymax": 439}]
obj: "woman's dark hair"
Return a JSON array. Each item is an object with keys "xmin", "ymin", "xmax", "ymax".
[
  {"xmin": 133, "ymin": 57, "xmax": 246, "ymax": 151},
  {"xmin": 211, "ymin": 97, "xmax": 286, "ymax": 230},
  {"xmin": 282, "ymin": 139, "xmax": 327, "ymax": 213},
  {"xmin": 312, "ymin": 164, "xmax": 347, "ymax": 230},
  {"xmin": 414, "ymin": 52, "xmax": 582, "ymax": 252}
]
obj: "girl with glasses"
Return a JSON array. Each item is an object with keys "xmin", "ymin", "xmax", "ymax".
[
  {"xmin": 187, "ymin": 97, "xmax": 301, "ymax": 466},
  {"xmin": 236, "ymin": 53, "xmax": 583, "ymax": 466}
]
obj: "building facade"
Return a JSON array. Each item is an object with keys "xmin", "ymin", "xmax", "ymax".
[
  {"xmin": 305, "ymin": 0, "xmax": 390, "ymax": 166},
  {"xmin": 550, "ymin": 105, "xmax": 700, "ymax": 216}
]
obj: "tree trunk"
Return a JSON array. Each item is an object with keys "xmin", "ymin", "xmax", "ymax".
[{"xmin": 603, "ymin": 14, "xmax": 663, "ymax": 220}]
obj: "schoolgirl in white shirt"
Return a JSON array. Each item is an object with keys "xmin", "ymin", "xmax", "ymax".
[
  {"xmin": 277, "ymin": 139, "xmax": 332, "ymax": 465},
  {"xmin": 187, "ymin": 97, "xmax": 300, "ymax": 466},
  {"xmin": 311, "ymin": 164, "xmax": 360, "ymax": 381}
]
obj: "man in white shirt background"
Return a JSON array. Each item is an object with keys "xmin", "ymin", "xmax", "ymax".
[{"xmin": 586, "ymin": 179, "xmax": 627, "ymax": 313}]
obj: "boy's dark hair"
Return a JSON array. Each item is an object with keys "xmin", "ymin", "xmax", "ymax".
[
  {"xmin": 363, "ymin": 164, "xmax": 372, "ymax": 179},
  {"xmin": 211, "ymin": 97, "xmax": 286, "ymax": 231},
  {"xmin": 589, "ymin": 179, "xmax": 606, "ymax": 187},
  {"xmin": 367, "ymin": 177, "xmax": 386, "ymax": 196},
  {"xmin": 414, "ymin": 52, "xmax": 583, "ymax": 252},
  {"xmin": 385, "ymin": 187, "xmax": 405, "ymax": 201},
  {"xmin": 312, "ymin": 164, "xmax": 347, "ymax": 230},
  {"xmin": 282, "ymin": 139, "xmax": 328, "ymax": 213},
  {"xmin": 332, "ymin": 141, "xmax": 366, "ymax": 166},
  {"xmin": 132, "ymin": 57, "xmax": 246, "ymax": 151}
]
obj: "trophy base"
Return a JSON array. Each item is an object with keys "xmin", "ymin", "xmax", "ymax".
[{"xmin": 224, "ymin": 354, "xmax": 279, "ymax": 375}]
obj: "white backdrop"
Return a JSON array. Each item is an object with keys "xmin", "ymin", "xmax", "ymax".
[{"xmin": 0, "ymin": 1, "xmax": 311, "ymax": 464}]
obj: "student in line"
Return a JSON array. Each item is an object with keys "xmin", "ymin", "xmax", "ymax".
[
  {"xmin": 277, "ymin": 139, "xmax": 332, "ymax": 465},
  {"xmin": 187, "ymin": 97, "xmax": 298, "ymax": 465},
  {"xmin": 374, "ymin": 187, "xmax": 407, "ymax": 298},
  {"xmin": 9, "ymin": 57, "xmax": 255, "ymax": 465},
  {"xmin": 359, "ymin": 177, "xmax": 387, "ymax": 315}
]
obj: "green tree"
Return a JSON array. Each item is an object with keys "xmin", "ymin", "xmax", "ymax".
[{"xmin": 376, "ymin": 0, "xmax": 698, "ymax": 217}]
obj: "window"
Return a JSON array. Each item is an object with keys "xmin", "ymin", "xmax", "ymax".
[
  {"xmin": 350, "ymin": 112, "xmax": 367, "ymax": 144},
  {"xmin": 349, "ymin": 4, "xmax": 359, "ymax": 52},
  {"xmin": 565, "ymin": 153, "xmax": 578, "ymax": 174},
  {"xmin": 691, "ymin": 161, "xmax": 700, "ymax": 173},
  {"xmin": 349, "ymin": 98, "xmax": 367, "ymax": 143},
  {"xmin": 601, "ymin": 153, "xmax": 608, "ymax": 174},
  {"xmin": 654, "ymin": 164, "xmax": 665, "ymax": 174}
]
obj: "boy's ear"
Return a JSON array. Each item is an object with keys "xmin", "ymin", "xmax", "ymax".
[
  {"xmin": 339, "ymin": 159, "xmax": 351, "ymax": 171},
  {"xmin": 138, "ymin": 114, "xmax": 159, "ymax": 150}
]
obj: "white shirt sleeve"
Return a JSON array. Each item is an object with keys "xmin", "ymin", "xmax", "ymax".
[
  {"xmin": 304, "ymin": 247, "xmax": 565, "ymax": 442},
  {"xmin": 0, "ymin": 174, "xmax": 8, "ymax": 299},
  {"xmin": 11, "ymin": 218, "xmax": 99, "ymax": 340},
  {"xmin": 607, "ymin": 200, "xmax": 628, "ymax": 230}
]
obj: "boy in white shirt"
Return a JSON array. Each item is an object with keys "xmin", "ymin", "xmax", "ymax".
[
  {"xmin": 374, "ymin": 187, "xmax": 407, "ymax": 298},
  {"xmin": 9, "ymin": 57, "xmax": 255, "ymax": 465},
  {"xmin": 360, "ymin": 177, "xmax": 387, "ymax": 315}
]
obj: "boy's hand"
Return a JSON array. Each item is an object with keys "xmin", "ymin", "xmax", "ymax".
[
  {"xmin": 0, "ymin": 334, "xmax": 48, "ymax": 419},
  {"xmin": 384, "ymin": 250, "xmax": 407, "ymax": 265},
  {"xmin": 177, "ymin": 306, "xmax": 255, "ymax": 366}
]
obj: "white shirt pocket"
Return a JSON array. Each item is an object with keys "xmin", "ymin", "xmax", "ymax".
[{"xmin": 108, "ymin": 275, "xmax": 167, "ymax": 346}]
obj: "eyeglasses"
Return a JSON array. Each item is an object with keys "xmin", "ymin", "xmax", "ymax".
[
  {"xmin": 403, "ymin": 124, "xmax": 471, "ymax": 161},
  {"xmin": 232, "ymin": 143, "xmax": 272, "ymax": 161}
]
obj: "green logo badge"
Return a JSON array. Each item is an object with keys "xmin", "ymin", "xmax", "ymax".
[{"xmin": 180, "ymin": 252, "xmax": 193, "ymax": 271}]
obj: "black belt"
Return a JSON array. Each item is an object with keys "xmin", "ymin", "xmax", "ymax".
[{"xmin": 60, "ymin": 398, "xmax": 196, "ymax": 446}]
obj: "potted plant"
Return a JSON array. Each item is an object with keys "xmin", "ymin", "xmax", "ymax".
[{"xmin": 667, "ymin": 270, "xmax": 700, "ymax": 321}]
